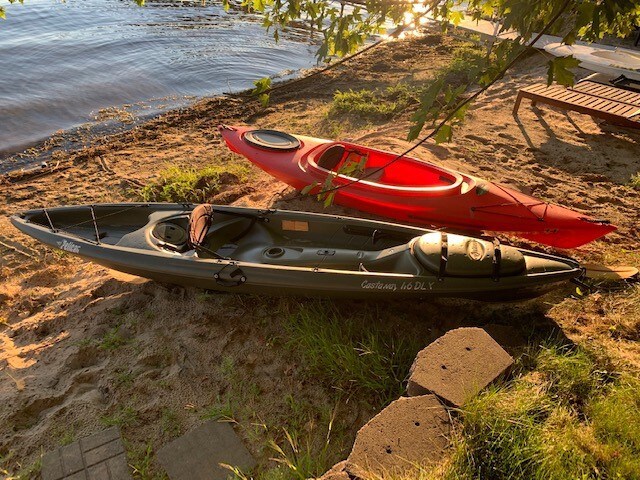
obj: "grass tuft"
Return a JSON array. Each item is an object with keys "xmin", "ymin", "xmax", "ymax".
[
  {"xmin": 101, "ymin": 405, "xmax": 139, "ymax": 428},
  {"xmin": 535, "ymin": 344, "xmax": 614, "ymax": 406},
  {"xmin": 99, "ymin": 326, "xmax": 130, "ymax": 351},
  {"xmin": 0, "ymin": 451, "xmax": 43, "ymax": 480},
  {"xmin": 200, "ymin": 395, "xmax": 236, "ymax": 422},
  {"xmin": 126, "ymin": 441, "xmax": 160, "ymax": 480},
  {"xmin": 331, "ymin": 84, "xmax": 420, "ymax": 119},
  {"xmin": 160, "ymin": 408, "xmax": 181, "ymax": 437},
  {"xmin": 139, "ymin": 162, "xmax": 251, "ymax": 203},
  {"xmin": 284, "ymin": 303, "xmax": 421, "ymax": 406},
  {"xmin": 267, "ymin": 427, "xmax": 334, "ymax": 480},
  {"xmin": 443, "ymin": 342, "xmax": 640, "ymax": 480}
]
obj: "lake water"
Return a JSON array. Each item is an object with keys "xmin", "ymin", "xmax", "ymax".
[{"xmin": 0, "ymin": 0, "xmax": 318, "ymax": 161}]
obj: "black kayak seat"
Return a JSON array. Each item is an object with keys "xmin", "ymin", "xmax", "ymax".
[
  {"xmin": 187, "ymin": 205, "xmax": 258, "ymax": 256},
  {"xmin": 413, "ymin": 232, "xmax": 526, "ymax": 277},
  {"xmin": 317, "ymin": 145, "xmax": 346, "ymax": 170}
]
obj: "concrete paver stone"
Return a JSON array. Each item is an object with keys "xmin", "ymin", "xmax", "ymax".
[
  {"xmin": 346, "ymin": 395, "xmax": 451, "ymax": 479},
  {"xmin": 318, "ymin": 460, "xmax": 350, "ymax": 480},
  {"xmin": 156, "ymin": 420, "xmax": 256, "ymax": 480},
  {"xmin": 407, "ymin": 327, "xmax": 514, "ymax": 407},
  {"xmin": 41, "ymin": 426, "xmax": 131, "ymax": 480}
]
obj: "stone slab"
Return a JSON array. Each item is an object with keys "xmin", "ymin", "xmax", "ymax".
[
  {"xmin": 407, "ymin": 327, "xmax": 514, "ymax": 407},
  {"xmin": 156, "ymin": 420, "xmax": 256, "ymax": 480},
  {"xmin": 318, "ymin": 460, "xmax": 350, "ymax": 480},
  {"xmin": 41, "ymin": 427, "xmax": 131, "ymax": 480},
  {"xmin": 345, "ymin": 395, "xmax": 450, "ymax": 479}
]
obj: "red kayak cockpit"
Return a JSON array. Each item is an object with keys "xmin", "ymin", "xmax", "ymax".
[{"xmin": 305, "ymin": 142, "xmax": 466, "ymax": 195}]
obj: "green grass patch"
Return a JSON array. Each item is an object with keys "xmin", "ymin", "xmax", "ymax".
[
  {"xmin": 630, "ymin": 172, "xmax": 640, "ymax": 190},
  {"xmin": 160, "ymin": 408, "xmax": 181, "ymax": 437},
  {"xmin": 126, "ymin": 441, "xmax": 164, "ymax": 480},
  {"xmin": 99, "ymin": 325, "xmax": 130, "ymax": 351},
  {"xmin": 284, "ymin": 303, "xmax": 422, "ymax": 406},
  {"xmin": 331, "ymin": 84, "xmax": 421, "ymax": 119},
  {"xmin": 0, "ymin": 451, "xmax": 42, "ymax": 480},
  {"xmin": 439, "ymin": 43, "xmax": 486, "ymax": 84},
  {"xmin": 114, "ymin": 369, "xmax": 137, "ymax": 388},
  {"xmin": 266, "ymin": 428, "xmax": 334, "ymax": 480},
  {"xmin": 139, "ymin": 162, "xmax": 252, "ymax": 203},
  {"xmin": 101, "ymin": 405, "xmax": 139, "ymax": 428},
  {"xmin": 200, "ymin": 395, "xmax": 235, "ymax": 422},
  {"xmin": 329, "ymin": 44, "xmax": 485, "ymax": 123},
  {"xmin": 443, "ymin": 343, "xmax": 640, "ymax": 480}
]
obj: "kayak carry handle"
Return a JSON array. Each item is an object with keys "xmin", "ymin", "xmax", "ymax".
[{"xmin": 213, "ymin": 267, "xmax": 247, "ymax": 287}]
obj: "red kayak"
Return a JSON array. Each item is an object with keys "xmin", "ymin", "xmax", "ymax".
[{"xmin": 219, "ymin": 125, "xmax": 616, "ymax": 248}]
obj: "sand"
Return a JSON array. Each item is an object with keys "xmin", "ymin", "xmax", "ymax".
[{"xmin": 1, "ymin": 29, "xmax": 639, "ymax": 477}]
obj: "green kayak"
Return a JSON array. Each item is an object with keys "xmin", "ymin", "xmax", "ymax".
[{"xmin": 11, "ymin": 203, "xmax": 582, "ymax": 301}]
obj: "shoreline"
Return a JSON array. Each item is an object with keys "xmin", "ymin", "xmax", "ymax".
[{"xmin": 0, "ymin": 61, "xmax": 318, "ymax": 177}]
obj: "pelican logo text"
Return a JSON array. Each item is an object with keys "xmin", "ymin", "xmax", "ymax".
[
  {"xmin": 466, "ymin": 239, "xmax": 485, "ymax": 261},
  {"xmin": 57, "ymin": 240, "xmax": 81, "ymax": 253}
]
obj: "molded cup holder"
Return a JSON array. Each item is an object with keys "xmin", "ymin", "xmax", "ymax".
[{"xmin": 265, "ymin": 247, "xmax": 285, "ymax": 258}]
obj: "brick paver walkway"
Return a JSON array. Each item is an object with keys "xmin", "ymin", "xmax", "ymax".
[{"xmin": 41, "ymin": 426, "xmax": 131, "ymax": 480}]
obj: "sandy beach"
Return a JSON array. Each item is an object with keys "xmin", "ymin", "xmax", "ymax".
[{"xmin": 1, "ymin": 29, "xmax": 639, "ymax": 478}]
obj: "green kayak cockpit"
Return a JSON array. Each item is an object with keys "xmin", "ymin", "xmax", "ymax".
[{"xmin": 140, "ymin": 204, "xmax": 562, "ymax": 278}]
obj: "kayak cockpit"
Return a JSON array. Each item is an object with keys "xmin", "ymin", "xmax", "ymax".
[
  {"xmin": 20, "ymin": 204, "xmax": 155, "ymax": 246},
  {"xmin": 307, "ymin": 142, "xmax": 464, "ymax": 193},
  {"xmin": 149, "ymin": 205, "xmax": 420, "ymax": 273},
  {"xmin": 146, "ymin": 206, "xmax": 570, "ymax": 280}
]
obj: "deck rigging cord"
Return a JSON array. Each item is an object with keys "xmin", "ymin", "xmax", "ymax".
[{"xmin": 266, "ymin": 0, "xmax": 572, "ymax": 211}]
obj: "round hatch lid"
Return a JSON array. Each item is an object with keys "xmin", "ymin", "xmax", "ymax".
[
  {"xmin": 152, "ymin": 222, "xmax": 188, "ymax": 245},
  {"xmin": 243, "ymin": 129, "xmax": 300, "ymax": 151}
]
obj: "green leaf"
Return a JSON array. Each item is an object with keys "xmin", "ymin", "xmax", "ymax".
[
  {"xmin": 433, "ymin": 124, "xmax": 453, "ymax": 144},
  {"xmin": 419, "ymin": 78, "xmax": 444, "ymax": 113},
  {"xmin": 316, "ymin": 42, "xmax": 329, "ymax": 61},
  {"xmin": 258, "ymin": 93, "xmax": 270, "ymax": 107},
  {"xmin": 252, "ymin": 77, "xmax": 272, "ymax": 106},
  {"xmin": 450, "ymin": 11, "xmax": 464, "ymax": 26},
  {"xmin": 407, "ymin": 121, "xmax": 425, "ymax": 142},
  {"xmin": 0, "ymin": 7, "xmax": 5, "ymax": 19},
  {"xmin": 252, "ymin": 76, "xmax": 272, "ymax": 94},
  {"xmin": 301, "ymin": 182, "xmax": 319, "ymax": 195},
  {"xmin": 576, "ymin": 2, "xmax": 595, "ymax": 31},
  {"xmin": 547, "ymin": 56, "xmax": 580, "ymax": 87},
  {"xmin": 452, "ymin": 102, "xmax": 470, "ymax": 124},
  {"xmin": 323, "ymin": 192, "xmax": 336, "ymax": 207},
  {"xmin": 562, "ymin": 30, "xmax": 577, "ymax": 45}
]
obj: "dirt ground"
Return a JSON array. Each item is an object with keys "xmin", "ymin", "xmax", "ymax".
[{"xmin": 1, "ymin": 29, "xmax": 639, "ymax": 477}]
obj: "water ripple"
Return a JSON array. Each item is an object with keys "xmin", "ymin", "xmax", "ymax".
[{"xmin": 0, "ymin": 0, "xmax": 318, "ymax": 155}]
